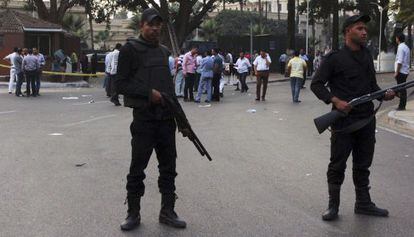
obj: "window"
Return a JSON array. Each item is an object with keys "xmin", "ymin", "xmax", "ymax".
[{"xmin": 25, "ymin": 33, "xmax": 51, "ymax": 56}]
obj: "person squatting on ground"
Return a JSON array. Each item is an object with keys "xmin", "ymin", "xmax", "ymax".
[
  {"xmin": 394, "ymin": 33, "xmax": 411, "ymax": 111},
  {"xmin": 182, "ymin": 46, "xmax": 198, "ymax": 102},
  {"xmin": 114, "ymin": 8, "xmax": 187, "ymax": 231},
  {"xmin": 195, "ymin": 51, "xmax": 214, "ymax": 103},
  {"xmin": 253, "ymin": 50, "xmax": 271, "ymax": 101},
  {"xmin": 234, "ymin": 52, "xmax": 251, "ymax": 93},
  {"xmin": 311, "ymin": 15, "xmax": 396, "ymax": 221},
  {"xmin": 287, "ymin": 50, "xmax": 307, "ymax": 103}
]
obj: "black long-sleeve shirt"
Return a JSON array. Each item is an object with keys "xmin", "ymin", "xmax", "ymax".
[{"xmin": 311, "ymin": 45, "xmax": 381, "ymax": 118}]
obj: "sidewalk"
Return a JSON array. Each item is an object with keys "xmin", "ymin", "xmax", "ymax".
[
  {"xmin": 0, "ymin": 81, "xmax": 89, "ymax": 89},
  {"xmin": 383, "ymin": 100, "xmax": 414, "ymax": 137}
]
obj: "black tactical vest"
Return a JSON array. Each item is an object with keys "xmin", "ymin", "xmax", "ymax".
[{"xmin": 124, "ymin": 38, "xmax": 175, "ymax": 120}]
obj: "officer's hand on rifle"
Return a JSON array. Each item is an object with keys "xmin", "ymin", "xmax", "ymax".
[
  {"xmin": 151, "ymin": 89, "xmax": 162, "ymax": 104},
  {"xmin": 383, "ymin": 89, "xmax": 396, "ymax": 101},
  {"xmin": 179, "ymin": 128, "xmax": 193, "ymax": 139},
  {"xmin": 331, "ymin": 96, "xmax": 352, "ymax": 113}
]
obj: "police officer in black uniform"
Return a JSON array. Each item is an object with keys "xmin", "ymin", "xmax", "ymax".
[
  {"xmin": 115, "ymin": 8, "xmax": 186, "ymax": 231},
  {"xmin": 311, "ymin": 15, "xmax": 396, "ymax": 221}
]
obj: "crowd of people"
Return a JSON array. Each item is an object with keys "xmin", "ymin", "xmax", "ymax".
[{"xmin": 3, "ymin": 47, "xmax": 45, "ymax": 97}]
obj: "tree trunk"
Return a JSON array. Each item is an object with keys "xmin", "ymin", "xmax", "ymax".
[
  {"xmin": 277, "ymin": 0, "xmax": 280, "ymax": 20},
  {"xmin": 287, "ymin": 0, "xmax": 295, "ymax": 49},
  {"xmin": 312, "ymin": 20, "xmax": 316, "ymax": 50},
  {"xmin": 380, "ymin": 0, "xmax": 390, "ymax": 51},
  {"xmin": 295, "ymin": 0, "xmax": 299, "ymax": 33},
  {"xmin": 223, "ymin": 0, "xmax": 225, "ymax": 10},
  {"xmin": 88, "ymin": 15, "xmax": 94, "ymax": 50},
  {"xmin": 239, "ymin": 0, "xmax": 244, "ymax": 11},
  {"xmin": 332, "ymin": 0, "xmax": 339, "ymax": 50}
]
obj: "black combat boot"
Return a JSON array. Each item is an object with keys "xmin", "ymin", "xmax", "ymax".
[
  {"xmin": 354, "ymin": 186, "xmax": 389, "ymax": 217},
  {"xmin": 159, "ymin": 194, "xmax": 187, "ymax": 228},
  {"xmin": 120, "ymin": 196, "xmax": 141, "ymax": 231},
  {"xmin": 322, "ymin": 184, "xmax": 341, "ymax": 221}
]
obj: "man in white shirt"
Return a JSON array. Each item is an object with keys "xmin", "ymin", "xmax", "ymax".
[
  {"xmin": 253, "ymin": 50, "xmax": 271, "ymax": 101},
  {"xmin": 394, "ymin": 33, "xmax": 411, "ymax": 111},
  {"xmin": 3, "ymin": 47, "xmax": 19, "ymax": 94},
  {"xmin": 109, "ymin": 43, "xmax": 122, "ymax": 106},
  {"xmin": 104, "ymin": 50, "xmax": 113, "ymax": 97},
  {"xmin": 235, "ymin": 52, "xmax": 252, "ymax": 93}
]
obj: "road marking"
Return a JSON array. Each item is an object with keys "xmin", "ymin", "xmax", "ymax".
[
  {"xmin": 377, "ymin": 126, "xmax": 414, "ymax": 140},
  {"xmin": 49, "ymin": 133, "xmax": 63, "ymax": 136},
  {"xmin": 62, "ymin": 114, "xmax": 116, "ymax": 127},
  {"xmin": 0, "ymin": 110, "xmax": 16, "ymax": 115},
  {"xmin": 72, "ymin": 101, "xmax": 110, "ymax": 105}
]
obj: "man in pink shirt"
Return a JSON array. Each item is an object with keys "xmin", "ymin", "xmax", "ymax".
[{"xmin": 182, "ymin": 46, "xmax": 198, "ymax": 101}]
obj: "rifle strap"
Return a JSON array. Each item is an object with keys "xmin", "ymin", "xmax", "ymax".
[{"xmin": 332, "ymin": 101, "xmax": 382, "ymax": 134}]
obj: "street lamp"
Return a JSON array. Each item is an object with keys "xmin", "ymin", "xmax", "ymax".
[{"xmin": 370, "ymin": 2, "xmax": 388, "ymax": 72}]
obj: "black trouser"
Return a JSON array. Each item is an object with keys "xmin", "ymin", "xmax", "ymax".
[
  {"xmin": 212, "ymin": 73, "xmax": 221, "ymax": 101},
  {"xmin": 109, "ymin": 74, "xmax": 119, "ymax": 102},
  {"xmin": 35, "ymin": 70, "xmax": 42, "ymax": 95},
  {"xmin": 301, "ymin": 69, "xmax": 307, "ymax": 87},
  {"xmin": 328, "ymin": 118, "xmax": 376, "ymax": 188},
  {"xmin": 15, "ymin": 72, "xmax": 24, "ymax": 95},
  {"xmin": 25, "ymin": 71, "xmax": 37, "ymax": 96},
  {"xmin": 256, "ymin": 71, "xmax": 269, "ymax": 99},
  {"xmin": 280, "ymin": 62, "xmax": 286, "ymax": 75},
  {"xmin": 184, "ymin": 73, "xmax": 195, "ymax": 100},
  {"xmin": 194, "ymin": 73, "xmax": 201, "ymax": 92},
  {"xmin": 395, "ymin": 72, "xmax": 408, "ymax": 110},
  {"xmin": 126, "ymin": 118, "xmax": 177, "ymax": 197}
]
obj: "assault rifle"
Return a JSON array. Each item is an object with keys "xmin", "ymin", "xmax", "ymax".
[
  {"xmin": 161, "ymin": 92, "xmax": 212, "ymax": 161},
  {"xmin": 314, "ymin": 80, "xmax": 414, "ymax": 134}
]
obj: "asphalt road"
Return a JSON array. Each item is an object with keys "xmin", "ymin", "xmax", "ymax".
[{"xmin": 0, "ymin": 74, "xmax": 413, "ymax": 237}]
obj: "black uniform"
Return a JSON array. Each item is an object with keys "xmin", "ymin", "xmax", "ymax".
[
  {"xmin": 311, "ymin": 45, "xmax": 381, "ymax": 188},
  {"xmin": 115, "ymin": 36, "xmax": 177, "ymax": 198}
]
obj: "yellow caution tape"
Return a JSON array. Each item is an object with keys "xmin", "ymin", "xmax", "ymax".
[{"xmin": 0, "ymin": 63, "xmax": 105, "ymax": 77}]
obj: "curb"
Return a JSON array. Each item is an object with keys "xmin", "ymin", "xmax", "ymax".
[
  {"xmin": 386, "ymin": 110, "xmax": 414, "ymax": 133},
  {"xmin": 0, "ymin": 81, "xmax": 90, "ymax": 89}
]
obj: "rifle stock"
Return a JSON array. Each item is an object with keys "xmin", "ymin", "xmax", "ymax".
[
  {"xmin": 314, "ymin": 80, "xmax": 414, "ymax": 134},
  {"xmin": 314, "ymin": 110, "xmax": 346, "ymax": 134}
]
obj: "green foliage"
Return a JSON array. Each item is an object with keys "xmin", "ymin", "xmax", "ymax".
[
  {"xmin": 94, "ymin": 30, "xmax": 115, "ymax": 50},
  {"xmin": 392, "ymin": 0, "xmax": 414, "ymax": 23},
  {"xmin": 214, "ymin": 10, "xmax": 286, "ymax": 36},
  {"xmin": 62, "ymin": 14, "xmax": 89, "ymax": 43},
  {"xmin": 200, "ymin": 19, "xmax": 218, "ymax": 41},
  {"xmin": 127, "ymin": 14, "xmax": 141, "ymax": 34}
]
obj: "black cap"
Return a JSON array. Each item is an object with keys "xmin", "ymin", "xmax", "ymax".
[
  {"xmin": 342, "ymin": 14, "xmax": 370, "ymax": 34},
  {"xmin": 141, "ymin": 8, "xmax": 163, "ymax": 23}
]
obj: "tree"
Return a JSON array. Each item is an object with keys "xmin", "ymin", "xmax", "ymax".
[
  {"xmin": 31, "ymin": 0, "xmax": 82, "ymax": 24},
  {"xmin": 200, "ymin": 19, "xmax": 218, "ymax": 41},
  {"xmin": 127, "ymin": 14, "xmax": 141, "ymax": 34},
  {"xmin": 332, "ymin": 0, "xmax": 339, "ymax": 50},
  {"xmin": 118, "ymin": 0, "xmax": 224, "ymax": 49},
  {"xmin": 94, "ymin": 30, "xmax": 115, "ymax": 50},
  {"xmin": 62, "ymin": 14, "xmax": 89, "ymax": 44},
  {"xmin": 214, "ymin": 10, "xmax": 286, "ymax": 36},
  {"xmin": 287, "ymin": 0, "xmax": 295, "ymax": 49}
]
